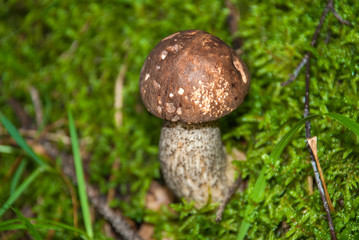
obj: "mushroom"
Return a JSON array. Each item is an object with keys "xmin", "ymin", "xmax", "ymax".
[{"xmin": 139, "ymin": 30, "xmax": 250, "ymax": 207}]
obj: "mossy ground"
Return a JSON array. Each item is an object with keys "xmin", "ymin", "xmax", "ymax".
[{"xmin": 1, "ymin": 0, "xmax": 358, "ymax": 239}]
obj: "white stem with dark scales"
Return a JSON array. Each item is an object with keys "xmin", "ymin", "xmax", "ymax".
[{"xmin": 159, "ymin": 121, "xmax": 235, "ymax": 207}]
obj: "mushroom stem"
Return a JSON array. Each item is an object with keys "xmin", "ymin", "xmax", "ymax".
[{"xmin": 159, "ymin": 120, "xmax": 234, "ymax": 207}]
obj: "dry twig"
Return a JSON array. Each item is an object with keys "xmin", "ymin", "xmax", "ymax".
[
  {"xmin": 114, "ymin": 62, "xmax": 128, "ymax": 128},
  {"xmin": 225, "ymin": 0, "xmax": 242, "ymax": 50},
  {"xmin": 304, "ymin": 54, "xmax": 336, "ymax": 238},
  {"xmin": 29, "ymin": 86, "xmax": 44, "ymax": 128},
  {"xmin": 281, "ymin": 0, "xmax": 351, "ymax": 86},
  {"xmin": 87, "ymin": 186, "xmax": 144, "ymax": 240},
  {"xmin": 41, "ymin": 141, "xmax": 144, "ymax": 240},
  {"xmin": 109, "ymin": 58, "xmax": 127, "ymax": 204},
  {"xmin": 282, "ymin": 1, "xmax": 351, "ymax": 238}
]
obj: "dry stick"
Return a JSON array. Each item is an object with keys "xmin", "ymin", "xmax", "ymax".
[
  {"xmin": 328, "ymin": 1, "xmax": 351, "ymax": 26},
  {"xmin": 87, "ymin": 185, "xmax": 144, "ymax": 240},
  {"xmin": 281, "ymin": 0, "xmax": 351, "ymax": 86},
  {"xmin": 305, "ymin": 53, "xmax": 337, "ymax": 240},
  {"xmin": 225, "ymin": 0, "xmax": 242, "ymax": 50},
  {"xmin": 114, "ymin": 62, "xmax": 128, "ymax": 128},
  {"xmin": 281, "ymin": 0, "xmax": 351, "ymax": 238},
  {"xmin": 41, "ymin": 141, "xmax": 144, "ymax": 240},
  {"xmin": 29, "ymin": 86, "xmax": 44, "ymax": 128},
  {"xmin": 281, "ymin": 54, "xmax": 309, "ymax": 86},
  {"xmin": 14, "ymin": 132, "xmax": 138, "ymax": 239},
  {"xmin": 38, "ymin": 118, "xmax": 68, "ymax": 139},
  {"xmin": 19, "ymin": 129, "xmax": 73, "ymax": 145},
  {"xmin": 108, "ymin": 61, "xmax": 127, "ymax": 203}
]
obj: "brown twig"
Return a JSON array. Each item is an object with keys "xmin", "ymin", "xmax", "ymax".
[
  {"xmin": 19, "ymin": 129, "xmax": 73, "ymax": 145},
  {"xmin": 225, "ymin": 0, "xmax": 242, "ymax": 50},
  {"xmin": 87, "ymin": 186, "xmax": 143, "ymax": 240},
  {"xmin": 304, "ymin": 50, "xmax": 337, "ymax": 240},
  {"xmin": 281, "ymin": 54, "xmax": 309, "ymax": 86},
  {"xmin": 281, "ymin": 0, "xmax": 350, "ymax": 86},
  {"xmin": 281, "ymin": 0, "xmax": 351, "ymax": 238},
  {"xmin": 328, "ymin": 1, "xmax": 351, "ymax": 26},
  {"xmin": 304, "ymin": 47, "xmax": 337, "ymax": 239},
  {"xmin": 38, "ymin": 118, "xmax": 68, "ymax": 139},
  {"xmin": 109, "ymin": 57, "xmax": 128, "ymax": 203},
  {"xmin": 29, "ymin": 86, "xmax": 44, "ymax": 129},
  {"xmin": 2, "ymin": 123, "xmax": 138, "ymax": 240},
  {"xmin": 39, "ymin": 140, "xmax": 143, "ymax": 240},
  {"xmin": 114, "ymin": 62, "xmax": 128, "ymax": 128}
]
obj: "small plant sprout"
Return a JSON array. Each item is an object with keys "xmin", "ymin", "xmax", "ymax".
[{"xmin": 139, "ymin": 30, "xmax": 250, "ymax": 207}]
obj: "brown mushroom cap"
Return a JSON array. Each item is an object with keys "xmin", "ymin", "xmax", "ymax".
[{"xmin": 139, "ymin": 30, "xmax": 250, "ymax": 124}]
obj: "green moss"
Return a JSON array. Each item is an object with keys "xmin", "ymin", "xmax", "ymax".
[{"xmin": 0, "ymin": 0, "xmax": 358, "ymax": 239}]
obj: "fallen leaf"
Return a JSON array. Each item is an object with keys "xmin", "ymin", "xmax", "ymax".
[
  {"xmin": 138, "ymin": 223, "xmax": 155, "ymax": 240},
  {"xmin": 145, "ymin": 181, "xmax": 173, "ymax": 211}
]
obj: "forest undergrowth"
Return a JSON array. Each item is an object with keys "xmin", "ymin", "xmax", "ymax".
[{"xmin": 0, "ymin": 0, "xmax": 359, "ymax": 239}]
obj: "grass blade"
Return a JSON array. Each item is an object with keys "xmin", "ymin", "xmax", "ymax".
[
  {"xmin": 237, "ymin": 116, "xmax": 313, "ymax": 239},
  {"xmin": 237, "ymin": 220, "xmax": 250, "ymax": 240},
  {"xmin": 68, "ymin": 110, "xmax": 93, "ymax": 239},
  {"xmin": 0, "ymin": 112, "xmax": 46, "ymax": 166},
  {"xmin": 10, "ymin": 160, "xmax": 27, "ymax": 194},
  {"xmin": 0, "ymin": 145, "xmax": 16, "ymax": 154},
  {"xmin": 249, "ymin": 167, "xmax": 266, "ymax": 203},
  {"xmin": 13, "ymin": 208, "xmax": 42, "ymax": 240},
  {"xmin": 248, "ymin": 115, "xmax": 318, "ymax": 205},
  {"xmin": 0, "ymin": 218, "xmax": 87, "ymax": 237},
  {"xmin": 268, "ymin": 115, "xmax": 320, "ymax": 161},
  {"xmin": 0, "ymin": 219, "xmax": 22, "ymax": 231},
  {"xmin": 35, "ymin": 218, "xmax": 88, "ymax": 236},
  {"xmin": 325, "ymin": 113, "xmax": 359, "ymax": 136},
  {"xmin": 0, "ymin": 167, "xmax": 46, "ymax": 217}
]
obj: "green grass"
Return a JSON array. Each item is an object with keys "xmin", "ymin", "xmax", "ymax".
[
  {"xmin": 0, "ymin": 167, "xmax": 46, "ymax": 218},
  {"xmin": 68, "ymin": 110, "xmax": 94, "ymax": 239},
  {"xmin": 0, "ymin": 112, "xmax": 46, "ymax": 166},
  {"xmin": 0, "ymin": 218, "xmax": 87, "ymax": 237},
  {"xmin": 0, "ymin": 110, "xmax": 94, "ymax": 238}
]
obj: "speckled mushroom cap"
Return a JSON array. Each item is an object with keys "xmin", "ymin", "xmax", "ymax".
[{"xmin": 139, "ymin": 30, "xmax": 250, "ymax": 124}]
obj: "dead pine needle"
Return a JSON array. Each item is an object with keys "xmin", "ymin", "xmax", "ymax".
[{"xmin": 307, "ymin": 137, "xmax": 335, "ymax": 212}]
